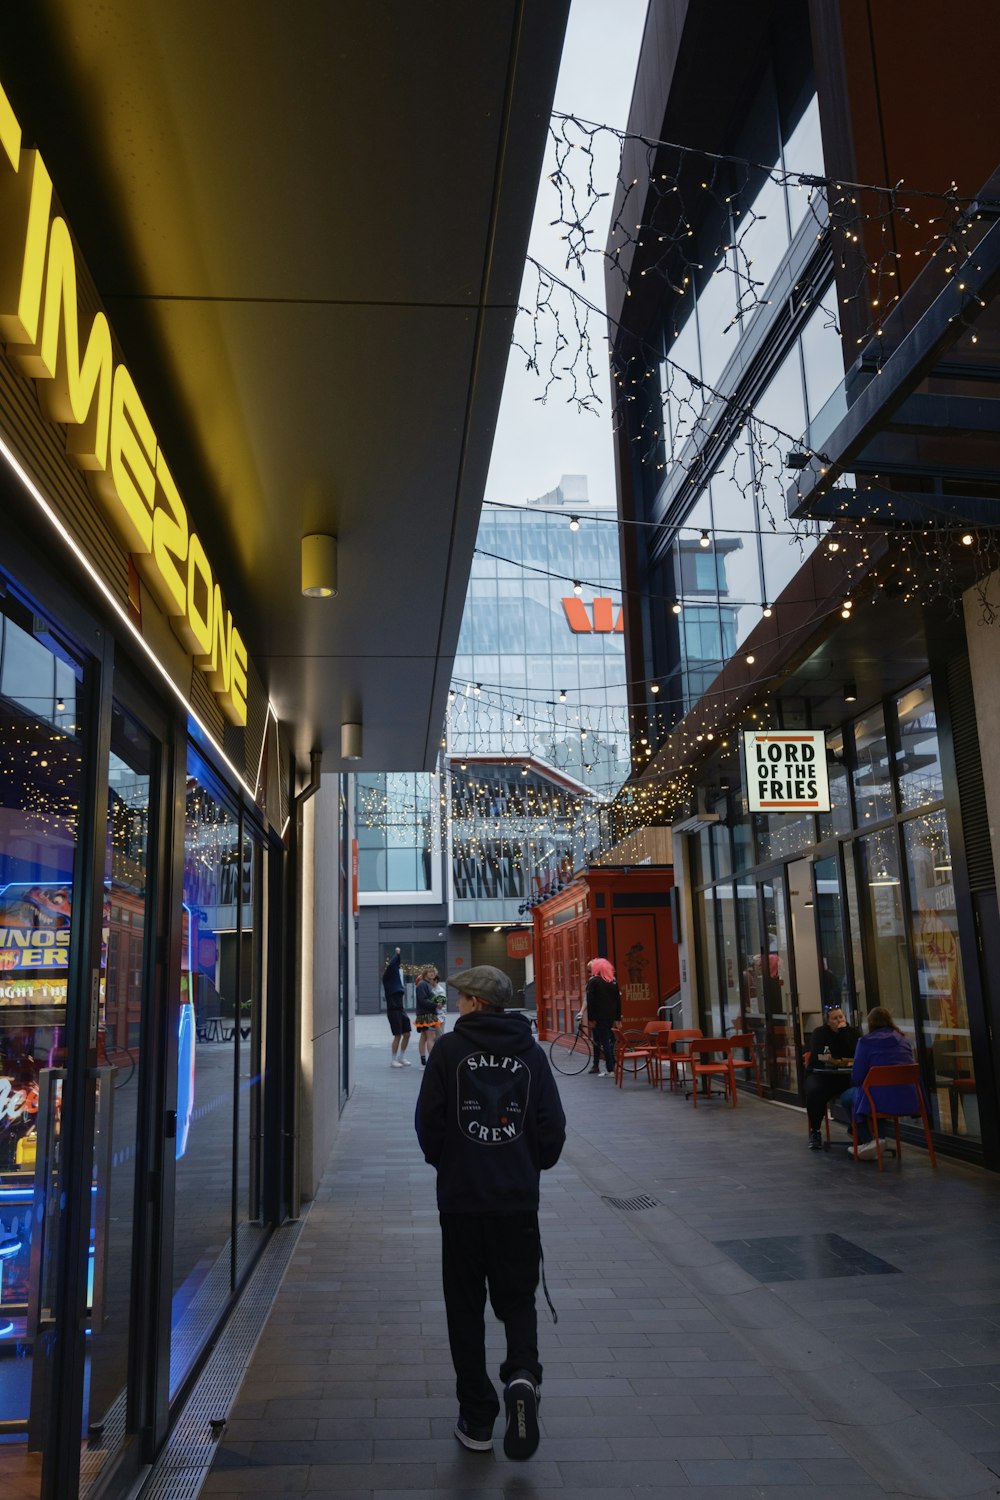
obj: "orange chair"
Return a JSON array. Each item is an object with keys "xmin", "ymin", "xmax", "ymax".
[
  {"xmin": 664, "ymin": 1028, "xmax": 703, "ymax": 1093},
  {"xmin": 802, "ymin": 1051, "xmax": 831, "ymax": 1146},
  {"xmin": 727, "ymin": 1033, "xmax": 763, "ymax": 1099},
  {"xmin": 613, "ymin": 1024, "xmax": 659, "ymax": 1087},
  {"xmin": 687, "ymin": 1038, "xmax": 734, "ymax": 1107},
  {"xmin": 643, "ymin": 1020, "xmax": 673, "ymax": 1090},
  {"xmin": 851, "ymin": 1063, "xmax": 937, "ymax": 1170}
]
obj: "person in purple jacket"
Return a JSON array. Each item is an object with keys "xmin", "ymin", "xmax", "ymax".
[{"xmin": 840, "ymin": 1007, "xmax": 922, "ymax": 1159}]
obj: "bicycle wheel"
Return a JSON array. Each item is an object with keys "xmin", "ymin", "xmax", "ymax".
[{"xmin": 549, "ymin": 1029, "xmax": 593, "ymax": 1075}]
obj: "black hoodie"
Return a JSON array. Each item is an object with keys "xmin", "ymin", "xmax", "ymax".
[{"xmin": 415, "ymin": 1009, "xmax": 566, "ymax": 1213}]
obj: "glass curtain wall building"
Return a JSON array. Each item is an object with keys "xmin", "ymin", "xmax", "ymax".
[{"xmin": 355, "ymin": 480, "xmax": 632, "ymax": 998}]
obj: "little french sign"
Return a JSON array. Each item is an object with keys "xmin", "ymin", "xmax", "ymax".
[{"xmin": 743, "ymin": 730, "xmax": 831, "ymax": 814}]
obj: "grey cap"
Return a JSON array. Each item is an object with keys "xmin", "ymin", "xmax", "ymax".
[{"xmin": 447, "ymin": 965, "xmax": 515, "ymax": 1008}]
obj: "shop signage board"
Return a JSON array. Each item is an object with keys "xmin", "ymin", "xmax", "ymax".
[
  {"xmin": 561, "ymin": 597, "xmax": 624, "ymax": 634},
  {"xmin": 743, "ymin": 730, "xmax": 831, "ymax": 813},
  {"xmin": 0, "ymin": 79, "xmax": 248, "ymax": 725},
  {"xmin": 506, "ymin": 929, "xmax": 532, "ymax": 959}
]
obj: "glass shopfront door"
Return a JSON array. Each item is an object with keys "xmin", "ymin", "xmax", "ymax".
[
  {"xmin": 0, "ymin": 564, "xmax": 173, "ymax": 1500},
  {"xmin": 735, "ymin": 871, "xmax": 800, "ymax": 1096},
  {"xmin": 0, "ymin": 587, "xmax": 88, "ymax": 1499},
  {"xmin": 81, "ymin": 691, "xmax": 162, "ymax": 1497}
]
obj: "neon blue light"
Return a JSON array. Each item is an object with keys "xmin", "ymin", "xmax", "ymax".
[
  {"xmin": 0, "ymin": 1320, "xmax": 13, "ymax": 1337},
  {"xmin": 0, "ymin": 1241, "xmax": 22, "ymax": 1258}
]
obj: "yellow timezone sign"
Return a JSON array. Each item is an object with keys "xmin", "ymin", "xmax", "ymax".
[{"xmin": 0, "ymin": 78, "xmax": 248, "ymax": 726}]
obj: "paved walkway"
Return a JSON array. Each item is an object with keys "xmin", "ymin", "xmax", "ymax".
[{"xmin": 204, "ymin": 1016, "xmax": 1000, "ymax": 1498}]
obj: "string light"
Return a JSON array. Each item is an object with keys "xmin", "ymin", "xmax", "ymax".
[{"xmin": 569, "ymin": 515, "xmax": 580, "ymax": 531}]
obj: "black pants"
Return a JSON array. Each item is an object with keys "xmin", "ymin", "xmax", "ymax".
[
  {"xmin": 592, "ymin": 1018, "xmax": 615, "ymax": 1070},
  {"xmin": 440, "ymin": 1211, "xmax": 541, "ymax": 1428},
  {"xmin": 805, "ymin": 1072, "xmax": 849, "ymax": 1130}
]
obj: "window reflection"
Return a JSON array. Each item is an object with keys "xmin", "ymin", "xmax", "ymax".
[
  {"xmin": 814, "ymin": 855, "xmax": 852, "ymax": 1021},
  {"xmin": 896, "ymin": 678, "xmax": 942, "ymax": 811},
  {"xmin": 171, "ymin": 756, "xmax": 240, "ymax": 1396},
  {"xmin": 904, "ymin": 812, "xmax": 977, "ymax": 1140},
  {"xmin": 0, "ymin": 594, "xmax": 83, "ymax": 1470},
  {"xmin": 818, "ymin": 729, "xmax": 851, "ymax": 839},
  {"xmin": 853, "ymin": 708, "xmax": 893, "ymax": 824},
  {"xmin": 859, "ymin": 831, "xmax": 913, "ymax": 1035},
  {"xmin": 357, "ymin": 773, "xmax": 434, "ymax": 894}
]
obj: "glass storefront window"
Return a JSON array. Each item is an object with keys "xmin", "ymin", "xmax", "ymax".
[
  {"xmin": 732, "ymin": 806, "xmax": 753, "ymax": 872},
  {"xmin": 171, "ymin": 755, "xmax": 241, "ymax": 1396},
  {"xmin": 813, "ymin": 855, "xmax": 852, "ymax": 1021},
  {"xmin": 858, "ymin": 829, "xmax": 914, "ymax": 1038},
  {"xmin": 716, "ymin": 882, "xmax": 741, "ymax": 1031},
  {"xmin": 0, "ymin": 595, "xmax": 84, "ymax": 1482},
  {"xmin": 735, "ymin": 879, "xmax": 765, "ymax": 1068},
  {"xmin": 710, "ymin": 801, "xmax": 732, "ymax": 879},
  {"xmin": 755, "ymin": 810, "xmax": 817, "ymax": 865},
  {"xmin": 761, "ymin": 875, "xmax": 796, "ymax": 1091},
  {"xmin": 87, "ymin": 700, "xmax": 156, "ymax": 1487},
  {"xmin": 904, "ymin": 812, "xmax": 978, "ymax": 1140},
  {"xmin": 696, "ymin": 889, "xmax": 723, "ymax": 1037},
  {"xmin": 896, "ymin": 678, "xmax": 943, "ymax": 812},
  {"xmin": 236, "ymin": 830, "xmax": 268, "ymax": 1278},
  {"xmin": 843, "ymin": 846, "xmax": 868, "ymax": 1016},
  {"xmin": 818, "ymin": 729, "xmax": 851, "ymax": 839},
  {"xmin": 853, "ymin": 707, "xmax": 893, "ymax": 825}
]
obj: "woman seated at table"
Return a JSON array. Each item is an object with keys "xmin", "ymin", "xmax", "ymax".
[
  {"xmin": 841, "ymin": 1007, "xmax": 919, "ymax": 1160},
  {"xmin": 804, "ymin": 1005, "xmax": 859, "ymax": 1150}
]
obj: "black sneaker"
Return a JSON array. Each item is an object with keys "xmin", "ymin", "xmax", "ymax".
[
  {"xmin": 454, "ymin": 1415, "xmax": 494, "ymax": 1451},
  {"xmin": 808, "ymin": 1129, "xmax": 822, "ymax": 1150},
  {"xmin": 503, "ymin": 1372, "xmax": 539, "ymax": 1460}
]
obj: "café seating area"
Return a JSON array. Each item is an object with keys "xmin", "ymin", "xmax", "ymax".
[
  {"xmin": 611, "ymin": 1021, "xmax": 763, "ymax": 1107},
  {"xmin": 610, "ymin": 1022, "xmax": 940, "ymax": 1171}
]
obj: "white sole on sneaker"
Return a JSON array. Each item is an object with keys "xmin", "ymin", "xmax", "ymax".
[
  {"xmin": 503, "ymin": 1377, "xmax": 539, "ymax": 1460},
  {"xmin": 454, "ymin": 1420, "xmax": 493, "ymax": 1451}
]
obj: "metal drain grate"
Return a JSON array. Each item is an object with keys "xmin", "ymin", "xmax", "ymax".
[
  {"xmin": 603, "ymin": 1193, "xmax": 659, "ymax": 1211},
  {"xmin": 137, "ymin": 1215, "xmax": 305, "ymax": 1499}
]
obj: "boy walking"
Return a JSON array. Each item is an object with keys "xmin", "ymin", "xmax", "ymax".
[{"xmin": 415, "ymin": 965, "xmax": 565, "ymax": 1460}]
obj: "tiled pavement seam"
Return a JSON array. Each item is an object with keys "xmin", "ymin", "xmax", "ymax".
[{"xmin": 201, "ymin": 1017, "xmax": 1000, "ymax": 1498}]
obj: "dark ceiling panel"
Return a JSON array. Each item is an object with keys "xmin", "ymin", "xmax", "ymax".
[{"xmin": 0, "ymin": 0, "xmax": 570, "ymax": 769}]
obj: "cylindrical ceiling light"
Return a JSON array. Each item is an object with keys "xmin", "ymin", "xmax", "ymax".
[
  {"xmin": 301, "ymin": 534, "xmax": 338, "ymax": 597},
  {"xmin": 341, "ymin": 721, "xmax": 363, "ymax": 760}
]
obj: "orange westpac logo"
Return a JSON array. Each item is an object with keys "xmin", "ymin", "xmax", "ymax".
[{"xmin": 562, "ymin": 597, "xmax": 624, "ymax": 633}]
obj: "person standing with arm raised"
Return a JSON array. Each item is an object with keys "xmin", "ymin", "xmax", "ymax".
[{"xmin": 382, "ymin": 947, "xmax": 411, "ymax": 1067}]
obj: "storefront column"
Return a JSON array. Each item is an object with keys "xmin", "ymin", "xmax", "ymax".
[{"xmin": 671, "ymin": 831, "xmax": 698, "ymax": 1028}]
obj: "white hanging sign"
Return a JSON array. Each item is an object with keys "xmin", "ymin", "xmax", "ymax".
[{"xmin": 743, "ymin": 730, "xmax": 831, "ymax": 814}]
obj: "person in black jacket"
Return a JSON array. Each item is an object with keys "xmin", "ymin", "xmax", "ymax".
[
  {"xmin": 578, "ymin": 957, "xmax": 621, "ymax": 1076},
  {"xmin": 382, "ymin": 948, "xmax": 411, "ymax": 1067},
  {"xmin": 415, "ymin": 964, "xmax": 565, "ymax": 1462},
  {"xmin": 804, "ymin": 1004, "xmax": 859, "ymax": 1148}
]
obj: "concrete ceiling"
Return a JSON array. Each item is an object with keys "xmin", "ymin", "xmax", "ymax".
[{"xmin": 0, "ymin": 1, "xmax": 568, "ymax": 770}]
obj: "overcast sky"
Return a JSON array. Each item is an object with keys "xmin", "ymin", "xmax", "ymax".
[{"xmin": 484, "ymin": 0, "xmax": 648, "ymax": 509}]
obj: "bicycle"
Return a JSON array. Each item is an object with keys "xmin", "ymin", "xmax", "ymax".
[{"xmin": 548, "ymin": 1018, "xmax": 595, "ymax": 1075}]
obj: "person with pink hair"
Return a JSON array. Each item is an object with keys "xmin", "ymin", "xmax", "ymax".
[{"xmin": 577, "ymin": 957, "xmax": 621, "ymax": 1076}]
